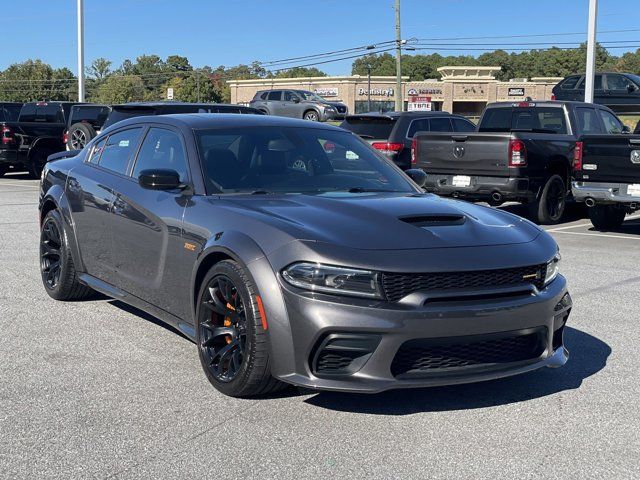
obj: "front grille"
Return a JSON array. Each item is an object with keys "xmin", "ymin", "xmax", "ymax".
[
  {"xmin": 391, "ymin": 329, "xmax": 546, "ymax": 377},
  {"xmin": 381, "ymin": 264, "xmax": 546, "ymax": 302},
  {"xmin": 335, "ymin": 105, "xmax": 346, "ymax": 114}
]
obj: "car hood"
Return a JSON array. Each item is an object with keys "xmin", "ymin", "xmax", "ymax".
[{"xmin": 218, "ymin": 192, "xmax": 541, "ymax": 250}]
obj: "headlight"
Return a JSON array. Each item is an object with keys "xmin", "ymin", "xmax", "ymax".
[
  {"xmin": 544, "ymin": 251, "xmax": 562, "ymax": 286},
  {"xmin": 282, "ymin": 262, "xmax": 382, "ymax": 298}
]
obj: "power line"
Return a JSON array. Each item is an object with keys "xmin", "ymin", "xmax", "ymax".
[
  {"xmin": 268, "ymin": 47, "xmax": 397, "ymax": 72},
  {"xmin": 260, "ymin": 40, "xmax": 397, "ymax": 66},
  {"xmin": 414, "ymin": 28, "xmax": 640, "ymax": 42}
]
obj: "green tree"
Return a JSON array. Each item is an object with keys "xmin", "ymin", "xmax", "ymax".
[
  {"xmin": 163, "ymin": 72, "xmax": 222, "ymax": 103},
  {"xmin": 273, "ymin": 67, "xmax": 327, "ymax": 78},
  {"xmin": 615, "ymin": 49, "xmax": 640, "ymax": 74},
  {"xmin": 0, "ymin": 59, "xmax": 76, "ymax": 102},
  {"xmin": 94, "ymin": 75, "xmax": 145, "ymax": 103},
  {"xmin": 352, "ymin": 53, "xmax": 396, "ymax": 76}
]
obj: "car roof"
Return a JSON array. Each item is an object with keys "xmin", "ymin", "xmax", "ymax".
[
  {"xmin": 486, "ymin": 100, "xmax": 611, "ymax": 108},
  {"xmin": 104, "ymin": 113, "xmax": 347, "ymax": 131},
  {"xmin": 110, "ymin": 101, "xmax": 252, "ymax": 109},
  {"xmin": 344, "ymin": 111, "xmax": 454, "ymax": 120}
]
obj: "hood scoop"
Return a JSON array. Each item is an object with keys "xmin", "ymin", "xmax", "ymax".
[{"xmin": 399, "ymin": 214, "xmax": 466, "ymax": 228}]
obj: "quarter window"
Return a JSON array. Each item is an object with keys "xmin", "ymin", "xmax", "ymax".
[
  {"xmin": 575, "ymin": 108, "xmax": 603, "ymax": 134},
  {"xmin": 406, "ymin": 119, "xmax": 430, "ymax": 138},
  {"xmin": 429, "ymin": 117, "xmax": 453, "ymax": 132},
  {"xmin": 133, "ymin": 128, "xmax": 189, "ymax": 182},
  {"xmin": 88, "ymin": 137, "xmax": 107, "ymax": 163},
  {"xmin": 96, "ymin": 128, "xmax": 143, "ymax": 175},
  {"xmin": 560, "ymin": 76, "xmax": 580, "ymax": 90}
]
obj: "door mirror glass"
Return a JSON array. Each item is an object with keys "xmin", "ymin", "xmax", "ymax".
[
  {"xmin": 405, "ymin": 168, "xmax": 427, "ymax": 187},
  {"xmin": 138, "ymin": 169, "xmax": 183, "ymax": 190}
]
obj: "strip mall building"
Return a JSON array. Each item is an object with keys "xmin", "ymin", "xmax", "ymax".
[{"xmin": 228, "ymin": 66, "xmax": 562, "ymax": 117}]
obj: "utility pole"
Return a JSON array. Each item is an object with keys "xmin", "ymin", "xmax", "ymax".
[
  {"xmin": 77, "ymin": 0, "xmax": 85, "ymax": 102},
  {"xmin": 394, "ymin": 0, "xmax": 403, "ymax": 111},
  {"xmin": 367, "ymin": 64, "xmax": 372, "ymax": 112},
  {"xmin": 585, "ymin": 0, "xmax": 598, "ymax": 103}
]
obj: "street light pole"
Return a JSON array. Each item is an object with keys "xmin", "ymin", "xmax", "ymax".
[
  {"xmin": 367, "ymin": 64, "xmax": 372, "ymax": 112},
  {"xmin": 196, "ymin": 70, "xmax": 200, "ymax": 103},
  {"xmin": 394, "ymin": 0, "xmax": 403, "ymax": 112},
  {"xmin": 77, "ymin": 0, "xmax": 85, "ymax": 102},
  {"xmin": 585, "ymin": 0, "xmax": 598, "ymax": 103}
]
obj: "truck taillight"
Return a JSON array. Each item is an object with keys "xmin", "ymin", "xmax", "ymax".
[
  {"xmin": 1, "ymin": 125, "xmax": 15, "ymax": 145},
  {"xmin": 508, "ymin": 139, "xmax": 527, "ymax": 167},
  {"xmin": 411, "ymin": 137, "xmax": 417, "ymax": 165},
  {"xmin": 573, "ymin": 141, "xmax": 583, "ymax": 170},
  {"xmin": 62, "ymin": 130, "xmax": 69, "ymax": 145}
]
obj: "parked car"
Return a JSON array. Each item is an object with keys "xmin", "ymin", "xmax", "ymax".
[
  {"xmin": 552, "ymin": 72, "xmax": 640, "ymax": 113},
  {"xmin": 0, "ymin": 101, "xmax": 80, "ymax": 178},
  {"xmin": 413, "ymin": 100, "xmax": 633, "ymax": 224},
  {"xmin": 340, "ymin": 111, "xmax": 476, "ymax": 170},
  {"xmin": 571, "ymin": 115, "xmax": 640, "ymax": 230},
  {"xmin": 39, "ymin": 113, "xmax": 571, "ymax": 397},
  {"xmin": 0, "ymin": 102, "xmax": 23, "ymax": 123},
  {"xmin": 64, "ymin": 104, "xmax": 112, "ymax": 150},
  {"xmin": 249, "ymin": 89, "xmax": 348, "ymax": 121}
]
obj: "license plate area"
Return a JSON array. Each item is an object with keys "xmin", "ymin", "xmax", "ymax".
[
  {"xmin": 627, "ymin": 184, "xmax": 640, "ymax": 197},
  {"xmin": 451, "ymin": 175, "xmax": 471, "ymax": 188}
]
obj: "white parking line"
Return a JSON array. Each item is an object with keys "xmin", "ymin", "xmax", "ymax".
[
  {"xmin": 552, "ymin": 231, "xmax": 640, "ymax": 241},
  {"xmin": 545, "ymin": 213, "xmax": 640, "ymax": 232}
]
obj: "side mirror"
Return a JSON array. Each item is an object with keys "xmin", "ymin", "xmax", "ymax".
[
  {"xmin": 291, "ymin": 97, "xmax": 300, "ymax": 103},
  {"xmin": 622, "ymin": 125, "xmax": 631, "ymax": 134},
  {"xmin": 138, "ymin": 169, "xmax": 183, "ymax": 190},
  {"xmin": 628, "ymin": 84, "xmax": 637, "ymax": 93},
  {"xmin": 405, "ymin": 168, "xmax": 427, "ymax": 188}
]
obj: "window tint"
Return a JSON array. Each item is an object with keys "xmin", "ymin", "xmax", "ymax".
[
  {"xmin": 1, "ymin": 105, "xmax": 21, "ymax": 122},
  {"xmin": 452, "ymin": 118, "xmax": 476, "ymax": 132},
  {"xmin": 560, "ymin": 76, "xmax": 581, "ymax": 90},
  {"xmin": 606, "ymin": 74, "xmax": 633, "ymax": 91},
  {"xmin": 595, "ymin": 74, "xmax": 603, "ymax": 90},
  {"xmin": 406, "ymin": 118, "xmax": 430, "ymax": 138},
  {"xmin": 340, "ymin": 117, "xmax": 397, "ymax": 139},
  {"xmin": 97, "ymin": 128, "xmax": 143, "ymax": 175},
  {"xmin": 283, "ymin": 91, "xmax": 299, "ymax": 102},
  {"xmin": 260, "ymin": 92, "xmax": 268, "ymax": 100},
  {"xmin": 88, "ymin": 137, "xmax": 107, "ymax": 163},
  {"xmin": 575, "ymin": 108, "xmax": 603, "ymax": 134},
  {"xmin": 429, "ymin": 117, "xmax": 453, "ymax": 132},
  {"xmin": 598, "ymin": 110, "xmax": 623, "ymax": 134},
  {"xmin": 479, "ymin": 108, "xmax": 566, "ymax": 134},
  {"xmin": 479, "ymin": 108, "xmax": 512, "ymax": 131},
  {"xmin": 267, "ymin": 91, "xmax": 281, "ymax": 101},
  {"xmin": 36, "ymin": 104, "xmax": 64, "ymax": 123},
  {"xmin": 133, "ymin": 128, "xmax": 189, "ymax": 182}
]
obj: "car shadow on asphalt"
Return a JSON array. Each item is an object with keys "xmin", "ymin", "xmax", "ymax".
[
  {"xmin": 108, "ymin": 300, "xmax": 192, "ymax": 342},
  {"xmin": 498, "ymin": 202, "xmax": 589, "ymax": 224},
  {"xmin": 303, "ymin": 327, "xmax": 610, "ymax": 414},
  {"xmin": 586, "ymin": 217, "xmax": 640, "ymax": 235}
]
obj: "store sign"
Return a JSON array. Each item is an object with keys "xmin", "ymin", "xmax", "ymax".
[
  {"xmin": 166, "ymin": 87, "xmax": 174, "ymax": 100},
  {"xmin": 315, "ymin": 88, "xmax": 338, "ymax": 97},
  {"xmin": 408, "ymin": 95, "xmax": 432, "ymax": 112},
  {"xmin": 358, "ymin": 87, "xmax": 394, "ymax": 97},
  {"xmin": 407, "ymin": 88, "xmax": 443, "ymax": 96},
  {"xmin": 508, "ymin": 87, "xmax": 526, "ymax": 96}
]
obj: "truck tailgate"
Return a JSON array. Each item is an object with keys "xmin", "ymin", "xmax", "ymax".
[
  {"xmin": 415, "ymin": 132, "xmax": 512, "ymax": 176},
  {"xmin": 578, "ymin": 134, "xmax": 640, "ymax": 183}
]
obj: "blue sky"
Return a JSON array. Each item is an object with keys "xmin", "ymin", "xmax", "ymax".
[{"xmin": 2, "ymin": 0, "xmax": 639, "ymax": 75}]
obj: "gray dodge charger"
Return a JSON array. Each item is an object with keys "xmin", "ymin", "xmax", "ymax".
[{"xmin": 38, "ymin": 114, "xmax": 571, "ymax": 397}]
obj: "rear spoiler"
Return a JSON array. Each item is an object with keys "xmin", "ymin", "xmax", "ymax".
[{"xmin": 47, "ymin": 150, "xmax": 81, "ymax": 163}]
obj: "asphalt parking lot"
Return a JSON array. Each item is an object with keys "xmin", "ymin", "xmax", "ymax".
[{"xmin": 1, "ymin": 173, "xmax": 639, "ymax": 479}]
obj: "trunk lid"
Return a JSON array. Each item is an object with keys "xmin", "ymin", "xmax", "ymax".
[{"xmin": 577, "ymin": 134, "xmax": 640, "ymax": 183}]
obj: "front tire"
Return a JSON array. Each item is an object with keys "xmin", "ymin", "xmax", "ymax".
[
  {"xmin": 303, "ymin": 110, "xmax": 319, "ymax": 122},
  {"xmin": 40, "ymin": 209, "xmax": 94, "ymax": 301},
  {"xmin": 195, "ymin": 260, "xmax": 285, "ymax": 397},
  {"xmin": 588, "ymin": 205, "xmax": 626, "ymax": 231},
  {"xmin": 529, "ymin": 174, "xmax": 566, "ymax": 225}
]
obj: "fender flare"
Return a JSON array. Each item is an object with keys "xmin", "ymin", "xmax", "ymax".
[{"xmin": 190, "ymin": 231, "xmax": 296, "ymax": 376}]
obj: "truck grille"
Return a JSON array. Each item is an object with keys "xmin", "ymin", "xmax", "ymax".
[
  {"xmin": 381, "ymin": 264, "xmax": 546, "ymax": 302},
  {"xmin": 335, "ymin": 105, "xmax": 347, "ymax": 114},
  {"xmin": 390, "ymin": 329, "xmax": 546, "ymax": 377}
]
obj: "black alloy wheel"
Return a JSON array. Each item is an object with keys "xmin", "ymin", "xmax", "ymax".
[
  {"xmin": 40, "ymin": 217, "xmax": 63, "ymax": 290},
  {"xmin": 199, "ymin": 274, "xmax": 248, "ymax": 382},
  {"xmin": 545, "ymin": 176, "xmax": 566, "ymax": 220},
  {"xmin": 530, "ymin": 174, "xmax": 566, "ymax": 225}
]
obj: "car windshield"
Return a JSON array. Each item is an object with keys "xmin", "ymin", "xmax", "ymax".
[
  {"xmin": 298, "ymin": 91, "xmax": 325, "ymax": 102},
  {"xmin": 195, "ymin": 126, "xmax": 415, "ymax": 195}
]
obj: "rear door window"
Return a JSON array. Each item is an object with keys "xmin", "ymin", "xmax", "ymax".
[
  {"xmin": 598, "ymin": 110, "xmax": 624, "ymax": 134},
  {"xmin": 339, "ymin": 117, "xmax": 397, "ymax": 140},
  {"xmin": 267, "ymin": 91, "xmax": 282, "ymax": 101},
  {"xmin": 605, "ymin": 74, "xmax": 634, "ymax": 91},
  {"xmin": 88, "ymin": 137, "xmax": 107, "ymax": 163},
  {"xmin": 96, "ymin": 128, "xmax": 143, "ymax": 175},
  {"xmin": 575, "ymin": 107, "xmax": 603, "ymax": 134},
  {"xmin": 429, "ymin": 117, "xmax": 453, "ymax": 132}
]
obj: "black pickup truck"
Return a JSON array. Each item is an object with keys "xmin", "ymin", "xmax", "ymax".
[
  {"xmin": 0, "ymin": 101, "xmax": 79, "ymax": 178},
  {"xmin": 414, "ymin": 100, "xmax": 632, "ymax": 224}
]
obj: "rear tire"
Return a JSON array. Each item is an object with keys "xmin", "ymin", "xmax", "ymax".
[
  {"xmin": 529, "ymin": 174, "xmax": 566, "ymax": 225},
  {"xmin": 28, "ymin": 150, "xmax": 49, "ymax": 179},
  {"xmin": 195, "ymin": 260, "xmax": 286, "ymax": 397},
  {"xmin": 67, "ymin": 122, "xmax": 96, "ymax": 150},
  {"xmin": 40, "ymin": 209, "xmax": 94, "ymax": 301},
  {"xmin": 588, "ymin": 205, "xmax": 626, "ymax": 231}
]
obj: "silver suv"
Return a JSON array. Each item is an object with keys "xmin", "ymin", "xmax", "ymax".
[{"xmin": 249, "ymin": 89, "xmax": 348, "ymax": 121}]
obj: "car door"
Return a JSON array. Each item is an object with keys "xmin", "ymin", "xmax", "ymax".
[
  {"xmin": 604, "ymin": 73, "xmax": 637, "ymax": 109},
  {"xmin": 68, "ymin": 127, "xmax": 144, "ymax": 285},
  {"xmin": 266, "ymin": 90, "xmax": 284, "ymax": 116},
  {"xmin": 282, "ymin": 90, "xmax": 302, "ymax": 118},
  {"xmin": 108, "ymin": 125, "xmax": 191, "ymax": 319}
]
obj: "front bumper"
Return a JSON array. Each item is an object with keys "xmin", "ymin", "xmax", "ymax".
[
  {"xmin": 572, "ymin": 181, "xmax": 640, "ymax": 206},
  {"xmin": 274, "ymin": 275, "xmax": 571, "ymax": 393},
  {"xmin": 424, "ymin": 174, "xmax": 537, "ymax": 203}
]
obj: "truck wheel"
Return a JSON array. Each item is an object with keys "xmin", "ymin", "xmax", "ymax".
[
  {"xmin": 67, "ymin": 122, "xmax": 96, "ymax": 150},
  {"xmin": 529, "ymin": 174, "xmax": 566, "ymax": 225},
  {"xmin": 303, "ymin": 110, "xmax": 319, "ymax": 122},
  {"xmin": 28, "ymin": 150, "xmax": 49, "ymax": 179},
  {"xmin": 588, "ymin": 205, "xmax": 626, "ymax": 231}
]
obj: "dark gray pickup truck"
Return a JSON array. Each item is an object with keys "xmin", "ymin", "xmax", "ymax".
[{"xmin": 413, "ymin": 100, "xmax": 633, "ymax": 224}]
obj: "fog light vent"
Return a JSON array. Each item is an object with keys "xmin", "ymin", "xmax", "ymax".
[{"xmin": 311, "ymin": 334, "xmax": 381, "ymax": 377}]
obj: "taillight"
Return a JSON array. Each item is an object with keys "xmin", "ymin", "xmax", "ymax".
[
  {"xmin": 1, "ymin": 125, "xmax": 15, "ymax": 145},
  {"xmin": 551, "ymin": 93, "xmax": 557, "ymax": 101},
  {"xmin": 411, "ymin": 137, "xmax": 417, "ymax": 165},
  {"xmin": 508, "ymin": 139, "xmax": 527, "ymax": 167},
  {"xmin": 62, "ymin": 130, "xmax": 69, "ymax": 144},
  {"xmin": 372, "ymin": 142, "xmax": 403, "ymax": 157},
  {"xmin": 573, "ymin": 141, "xmax": 583, "ymax": 171}
]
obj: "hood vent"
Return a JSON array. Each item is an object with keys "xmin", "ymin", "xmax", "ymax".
[{"xmin": 399, "ymin": 214, "xmax": 466, "ymax": 227}]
